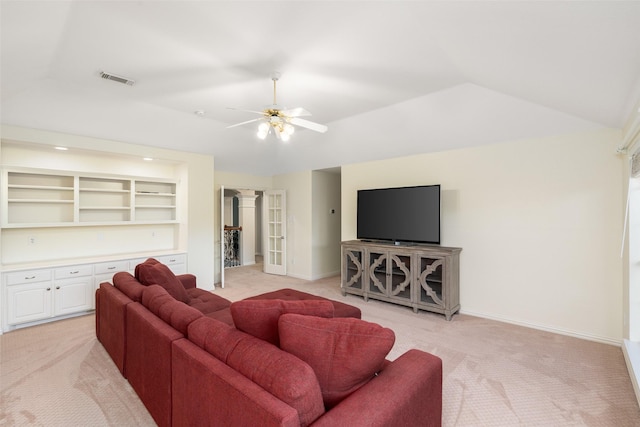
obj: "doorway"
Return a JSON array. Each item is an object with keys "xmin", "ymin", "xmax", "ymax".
[{"xmin": 222, "ymin": 188, "xmax": 263, "ymax": 268}]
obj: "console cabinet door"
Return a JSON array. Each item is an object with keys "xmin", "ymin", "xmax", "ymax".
[
  {"xmin": 414, "ymin": 251, "xmax": 460, "ymax": 320},
  {"xmin": 342, "ymin": 245, "xmax": 365, "ymax": 296},
  {"xmin": 415, "ymin": 255, "xmax": 445, "ymax": 310},
  {"xmin": 367, "ymin": 249, "xmax": 412, "ymax": 303}
]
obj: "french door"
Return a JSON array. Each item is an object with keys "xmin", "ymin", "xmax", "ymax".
[{"xmin": 263, "ymin": 190, "xmax": 286, "ymax": 275}]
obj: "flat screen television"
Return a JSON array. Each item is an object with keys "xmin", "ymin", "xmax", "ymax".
[{"xmin": 357, "ymin": 184, "xmax": 440, "ymax": 245}]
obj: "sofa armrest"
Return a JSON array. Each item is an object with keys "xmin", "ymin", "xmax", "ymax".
[
  {"xmin": 311, "ymin": 349, "xmax": 442, "ymax": 427},
  {"xmin": 177, "ymin": 273, "xmax": 196, "ymax": 289}
]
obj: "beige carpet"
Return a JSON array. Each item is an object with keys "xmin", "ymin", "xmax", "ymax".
[{"xmin": 1, "ymin": 263, "xmax": 639, "ymax": 426}]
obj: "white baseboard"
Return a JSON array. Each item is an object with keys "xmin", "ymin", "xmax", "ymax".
[
  {"xmin": 287, "ymin": 270, "xmax": 340, "ymax": 282},
  {"xmin": 623, "ymin": 340, "xmax": 640, "ymax": 408},
  {"xmin": 460, "ymin": 309, "xmax": 622, "ymax": 346}
]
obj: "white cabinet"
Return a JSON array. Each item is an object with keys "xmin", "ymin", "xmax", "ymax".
[
  {"xmin": 5, "ymin": 265, "xmax": 93, "ymax": 325},
  {"xmin": 127, "ymin": 253, "xmax": 186, "ymax": 275},
  {"xmin": 2, "ymin": 168, "xmax": 178, "ymax": 228},
  {"xmin": 53, "ymin": 265, "xmax": 94, "ymax": 314},
  {"xmin": 6, "ymin": 270, "xmax": 53, "ymax": 325},
  {"xmin": 2, "ymin": 252, "xmax": 187, "ymax": 332},
  {"xmin": 156, "ymin": 253, "xmax": 187, "ymax": 275},
  {"xmin": 94, "ymin": 260, "xmax": 130, "ymax": 289}
]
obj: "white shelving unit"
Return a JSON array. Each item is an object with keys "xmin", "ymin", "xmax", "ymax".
[
  {"xmin": 5, "ymin": 172, "xmax": 75, "ymax": 224},
  {"xmin": 134, "ymin": 180, "xmax": 177, "ymax": 222},
  {"xmin": 2, "ymin": 168, "xmax": 178, "ymax": 227}
]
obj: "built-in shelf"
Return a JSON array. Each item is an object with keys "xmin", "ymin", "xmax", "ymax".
[{"xmin": 2, "ymin": 168, "xmax": 178, "ymax": 228}]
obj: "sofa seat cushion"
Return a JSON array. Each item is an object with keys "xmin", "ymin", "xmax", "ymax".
[
  {"xmin": 187, "ymin": 288, "xmax": 232, "ymax": 315},
  {"xmin": 230, "ymin": 299, "xmax": 334, "ymax": 346},
  {"xmin": 279, "ymin": 314, "xmax": 396, "ymax": 409},
  {"xmin": 141, "ymin": 285, "xmax": 202, "ymax": 335},
  {"xmin": 189, "ymin": 317, "xmax": 325, "ymax": 426},
  {"xmin": 245, "ymin": 288, "xmax": 362, "ymax": 319},
  {"xmin": 135, "ymin": 258, "xmax": 190, "ymax": 304},
  {"xmin": 204, "ymin": 307, "xmax": 234, "ymax": 326}
]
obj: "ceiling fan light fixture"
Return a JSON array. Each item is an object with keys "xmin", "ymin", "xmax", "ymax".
[
  {"xmin": 228, "ymin": 73, "xmax": 327, "ymax": 141},
  {"xmin": 284, "ymin": 123, "xmax": 295, "ymax": 136},
  {"xmin": 257, "ymin": 122, "xmax": 270, "ymax": 139}
]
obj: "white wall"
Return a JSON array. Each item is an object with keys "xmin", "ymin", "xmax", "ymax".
[
  {"xmin": 312, "ymin": 170, "xmax": 341, "ymax": 279},
  {"xmin": 342, "ymin": 128, "xmax": 624, "ymax": 343},
  {"xmin": 1, "ymin": 125, "xmax": 216, "ymax": 286}
]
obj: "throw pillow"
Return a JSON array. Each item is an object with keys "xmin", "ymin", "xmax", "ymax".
[
  {"xmin": 135, "ymin": 258, "xmax": 190, "ymax": 304},
  {"xmin": 188, "ymin": 317, "xmax": 325, "ymax": 426},
  {"xmin": 230, "ymin": 299, "xmax": 334, "ymax": 346},
  {"xmin": 278, "ymin": 313, "xmax": 395, "ymax": 408}
]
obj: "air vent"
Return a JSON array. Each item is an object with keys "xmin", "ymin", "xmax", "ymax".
[{"xmin": 99, "ymin": 71, "xmax": 135, "ymax": 86}]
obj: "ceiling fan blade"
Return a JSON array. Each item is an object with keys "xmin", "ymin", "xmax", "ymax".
[
  {"xmin": 290, "ymin": 117, "xmax": 328, "ymax": 133},
  {"xmin": 227, "ymin": 107, "xmax": 266, "ymax": 115},
  {"xmin": 226, "ymin": 118, "xmax": 263, "ymax": 129},
  {"xmin": 279, "ymin": 107, "xmax": 311, "ymax": 117}
]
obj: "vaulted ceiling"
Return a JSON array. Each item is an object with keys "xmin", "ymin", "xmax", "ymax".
[{"xmin": 2, "ymin": 1, "xmax": 640, "ymax": 175}]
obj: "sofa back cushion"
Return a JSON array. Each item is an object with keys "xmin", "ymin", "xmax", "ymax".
[
  {"xmin": 279, "ymin": 314, "xmax": 395, "ymax": 409},
  {"xmin": 141, "ymin": 284, "xmax": 202, "ymax": 335},
  {"xmin": 230, "ymin": 299, "xmax": 334, "ymax": 346},
  {"xmin": 135, "ymin": 258, "xmax": 190, "ymax": 304},
  {"xmin": 113, "ymin": 271, "xmax": 145, "ymax": 302},
  {"xmin": 189, "ymin": 317, "xmax": 325, "ymax": 426}
]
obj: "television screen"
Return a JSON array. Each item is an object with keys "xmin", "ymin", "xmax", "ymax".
[{"xmin": 357, "ymin": 185, "xmax": 440, "ymax": 244}]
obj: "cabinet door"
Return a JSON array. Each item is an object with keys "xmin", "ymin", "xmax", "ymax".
[
  {"xmin": 342, "ymin": 246, "xmax": 364, "ymax": 294},
  {"xmin": 54, "ymin": 278, "xmax": 94, "ymax": 315},
  {"xmin": 367, "ymin": 250, "xmax": 388, "ymax": 296},
  {"xmin": 415, "ymin": 255, "xmax": 445, "ymax": 309},
  {"xmin": 7, "ymin": 281, "xmax": 53, "ymax": 325},
  {"xmin": 388, "ymin": 253, "xmax": 412, "ymax": 301},
  {"xmin": 367, "ymin": 250, "xmax": 412, "ymax": 300}
]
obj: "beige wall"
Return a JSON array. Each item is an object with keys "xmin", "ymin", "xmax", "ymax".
[
  {"xmin": 0, "ymin": 125, "xmax": 216, "ymax": 286},
  {"xmin": 342, "ymin": 128, "xmax": 625, "ymax": 343},
  {"xmin": 312, "ymin": 170, "xmax": 341, "ymax": 279}
]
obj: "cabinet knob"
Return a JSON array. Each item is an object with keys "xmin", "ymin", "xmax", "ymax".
[
  {"xmin": 46, "ymin": 287, "xmax": 51, "ymax": 291},
  {"xmin": 56, "ymin": 286, "xmax": 60, "ymax": 290}
]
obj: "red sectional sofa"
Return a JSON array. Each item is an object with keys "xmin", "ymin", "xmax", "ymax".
[{"xmin": 95, "ymin": 259, "xmax": 443, "ymax": 427}]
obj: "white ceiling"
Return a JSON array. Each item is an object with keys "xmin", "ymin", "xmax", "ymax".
[{"xmin": 2, "ymin": 1, "xmax": 640, "ymax": 176}]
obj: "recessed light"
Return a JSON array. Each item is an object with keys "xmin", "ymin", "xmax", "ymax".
[
  {"xmin": 194, "ymin": 110, "xmax": 205, "ymax": 117},
  {"xmin": 54, "ymin": 146, "xmax": 68, "ymax": 151},
  {"xmin": 143, "ymin": 157, "xmax": 153, "ymax": 161}
]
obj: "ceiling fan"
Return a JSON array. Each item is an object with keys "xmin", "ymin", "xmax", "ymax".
[{"xmin": 227, "ymin": 73, "xmax": 328, "ymax": 142}]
